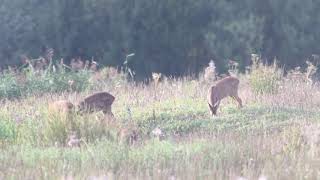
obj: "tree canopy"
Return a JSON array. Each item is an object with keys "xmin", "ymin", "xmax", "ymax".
[{"xmin": 0, "ymin": 0, "xmax": 319, "ymax": 78}]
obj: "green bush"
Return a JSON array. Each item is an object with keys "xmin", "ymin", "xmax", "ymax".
[
  {"xmin": 0, "ymin": 72, "xmax": 22, "ymax": 99},
  {"xmin": 24, "ymin": 69, "xmax": 92, "ymax": 95},
  {"xmin": 0, "ymin": 67, "xmax": 92, "ymax": 99},
  {"xmin": 249, "ymin": 58, "xmax": 283, "ymax": 95}
]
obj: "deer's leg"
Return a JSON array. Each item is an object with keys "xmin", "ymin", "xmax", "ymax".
[
  {"xmin": 103, "ymin": 106, "xmax": 114, "ymax": 117},
  {"xmin": 232, "ymin": 95, "xmax": 243, "ymax": 108},
  {"xmin": 208, "ymin": 103, "xmax": 215, "ymax": 116},
  {"xmin": 103, "ymin": 109, "xmax": 114, "ymax": 116},
  {"xmin": 212, "ymin": 100, "xmax": 220, "ymax": 115}
]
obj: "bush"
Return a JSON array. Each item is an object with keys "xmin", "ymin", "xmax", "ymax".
[
  {"xmin": 0, "ymin": 67, "xmax": 92, "ymax": 99},
  {"xmin": 0, "ymin": 72, "xmax": 22, "ymax": 99},
  {"xmin": 248, "ymin": 57, "xmax": 283, "ymax": 95},
  {"xmin": 24, "ymin": 69, "xmax": 92, "ymax": 95}
]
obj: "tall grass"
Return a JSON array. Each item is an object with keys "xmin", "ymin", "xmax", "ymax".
[
  {"xmin": 0, "ymin": 62, "xmax": 320, "ymax": 179},
  {"xmin": 248, "ymin": 56, "xmax": 283, "ymax": 95}
]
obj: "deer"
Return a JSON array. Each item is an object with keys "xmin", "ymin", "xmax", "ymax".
[
  {"xmin": 48, "ymin": 100, "xmax": 75, "ymax": 120},
  {"xmin": 207, "ymin": 76, "xmax": 243, "ymax": 116},
  {"xmin": 77, "ymin": 91, "xmax": 115, "ymax": 117}
]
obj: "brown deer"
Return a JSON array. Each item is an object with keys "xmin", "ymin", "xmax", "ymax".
[
  {"xmin": 77, "ymin": 92, "xmax": 115, "ymax": 116},
  {"xmin": 207, "ymin": 76, "xmax": 242, "ymax": 116},
  {"xmin": 49, "ymin": 100, "xmax": 74, "ymax": 113},
  {"xmin": 48, "ymin": 100, "xmax": 75, "ymax": 119}
]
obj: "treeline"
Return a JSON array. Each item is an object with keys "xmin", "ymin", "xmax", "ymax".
[{"xmin": 1, "ymin": 0, "xmax": 320, "ymax": 78}]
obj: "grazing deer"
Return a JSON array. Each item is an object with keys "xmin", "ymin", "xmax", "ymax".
[
  {"xmin": 49, "ymin": 100, "xmax": 74, "ymax": 113},
  {"xmin": 77, "ymin": 92, "xmax": 115, "ymax": 116},
  {"xmin": 48, "ymin": 100, "xmax": 75, "ymax": 119},
  {"xmin": 207, "ymin": 76, "xmax": 242, "ymax": 116}
]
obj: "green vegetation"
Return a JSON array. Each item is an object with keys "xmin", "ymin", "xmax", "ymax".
[
  {"xmin": 248, "ymin": 56, "xmax": 283, "ymax": 95},
  {"xmin": 0, "ymin": 63, "xmax": 320, "ymax": 179},
  {"xmin": 1, "ymin": 1, "xmax": 319, "ymax": 179},
  {"xmin": 0, "ymin": 66, "xmax": 92, "ymax": 99}
]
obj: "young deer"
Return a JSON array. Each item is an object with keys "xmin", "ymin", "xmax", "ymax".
[
  {"xmin": 48, "ymin": 100, "xmax": 75, "ymax": 119},
  {"xmin": 207, "ymin": 76, "xmax": 242, "ymax": 116},
  {"xmin": 77, "ymin": 92, "xmax": 115, "ymax": 116},
  {"xmin": 49, "ymin": 100, "xmax": 74, "ymax": 113}
]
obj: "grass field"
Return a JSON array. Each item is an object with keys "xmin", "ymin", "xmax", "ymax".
[{"xmin": 0, "ymin": 64, "xmax": 320, "ymax": 180}]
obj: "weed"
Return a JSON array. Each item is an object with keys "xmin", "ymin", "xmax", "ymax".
[{"xmin": 248, "ymin": 55, "xmax": 283, "ymax": 95}]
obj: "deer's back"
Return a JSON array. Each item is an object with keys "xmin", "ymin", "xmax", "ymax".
[
  {"xmin": 213, "ymin": 76, "xmax": 240, "ymax": 98},
  {"xmin": 49, "ymin": 100, "xmax": 74, "ymax": 114},
  {"xmin": 82, "ymin": 92, "xmax": 115, "ymax": 110},
  {"xmin": 84, "ymin": 92, "xmax": 114, "ymax": 104}
]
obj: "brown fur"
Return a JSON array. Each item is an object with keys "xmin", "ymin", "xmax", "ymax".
[
  {"xmin": 48, "ymin": 100, "xmax": 75, "ymax": 118},
  {"xmin": 77, "ymin": 92, "xmax": 115, "ymax": 116},
  {"xmin": 49, "ymin": 100, "xmax": 74, "ymax": 113},
  {"xmin": 207, "ymin": 76, "xmax": 242, "ymax": 116}
]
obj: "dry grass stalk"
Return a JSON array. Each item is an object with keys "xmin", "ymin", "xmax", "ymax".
[{"xmin": 204, "ymin": 60, "xmax": 217, "ymax": 82}]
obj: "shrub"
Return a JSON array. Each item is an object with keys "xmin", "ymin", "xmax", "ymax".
[
  {"xmin": 248, "ymin": 56, "xmax": 283, "ymax": 95},
  {"xmin": 0, "ymin": 67, "xmax": 92, "ymax": 99},
  {"xmin": 0, "ymin": 72, "xmax": 22, "ymax": 99},
  {"xmin": 24, "ymin": 69, "xmax": 92, "ymax": 95}
]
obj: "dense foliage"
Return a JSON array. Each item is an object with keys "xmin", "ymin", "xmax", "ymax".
[{"xmin": 0, "ymin": 0, "xmax": 320, "ymax": 78}]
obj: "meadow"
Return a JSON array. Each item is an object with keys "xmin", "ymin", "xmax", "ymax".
[{"xmin": 0, "ymin": 61, "xmax": 320, "ymax": 180}]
